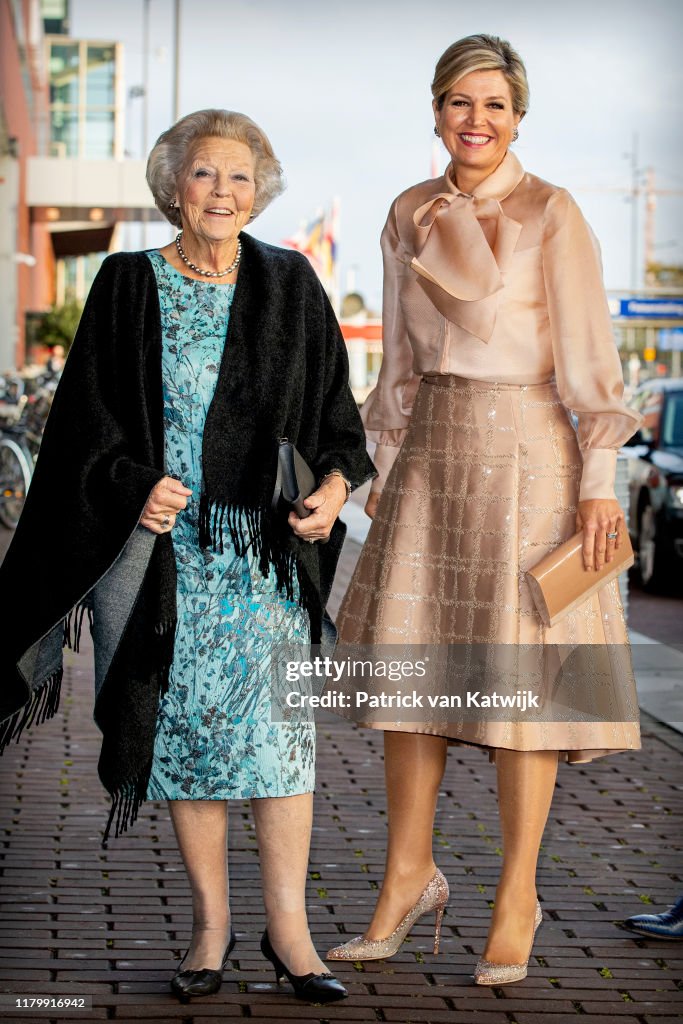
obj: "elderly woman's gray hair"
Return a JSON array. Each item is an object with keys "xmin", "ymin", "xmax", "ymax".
[{"xmin": 146, "ymin": 109, "xmax": 285, "ymax": 227}]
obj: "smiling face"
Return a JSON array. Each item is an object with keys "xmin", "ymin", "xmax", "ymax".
[
  {"xmin": 175, "ymin": 136, "xmax": 256, "ymax": 253},
  {"xmin": 434, "ymin": 69, "xmax": 521, "ymax": 188}
]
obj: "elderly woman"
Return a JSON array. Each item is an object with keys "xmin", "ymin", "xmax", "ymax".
[
  {"xmin": 0, "ymin": 109, "xmax": 373, "ymax": 1003},
  {"xmin": 327, "ymin": 36, "xmax": 642, "ymax": 984}
]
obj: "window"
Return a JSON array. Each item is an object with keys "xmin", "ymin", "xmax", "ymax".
[
  {"xmin": 50, "ymin": 108, "xmax": 79, "ymax": 156},
  {"xmin": 637, "ymin": 389, "xmax": 663, "ymax": 445},
  {"xmin": 46, "ymin": 37, "xmax": 120, "ymax": 158},
  {"xmin": 42, "ymin": 0, "xmax": 69, "ymax": 34},
  {"xmin": 86, "ymin": 46, "xmax": 115, "ymax": 105},
  {"xmin": 661, "ymin": 393, "xmax": 683, "ymax": 449},
  {"xmin": 49, "ymin": 43, "xmax": 79, "ymax": 104},
  {"xmin": 84, "ymin": 111, "xmax": 116, "ymax": 159}
]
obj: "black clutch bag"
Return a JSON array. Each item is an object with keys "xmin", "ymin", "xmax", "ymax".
[{"xmin": 272, "ymin": 438, "xmax": 316, "ymax": 519}]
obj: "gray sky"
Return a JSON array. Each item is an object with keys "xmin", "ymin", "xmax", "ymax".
[{"xmin": 73, "ymin": 0, "xmax": 683, "ymax": 310}]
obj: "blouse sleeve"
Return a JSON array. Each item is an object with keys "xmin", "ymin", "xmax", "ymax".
[
  {"xmin": 541, "ymin": 189, "xmax": 642, "ymax": 501},
  {"xmin": 363, "ymin": 199, "xmax": 422, "ymax": 494}
]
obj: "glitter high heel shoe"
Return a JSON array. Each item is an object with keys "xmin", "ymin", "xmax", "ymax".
[
  {"xmin": 473, "ymin": 898, "xmax": 543, "ymax": 985},
  {"xmin": 326, "ymin": 868, "xmax": 449, "ymax": 961}
]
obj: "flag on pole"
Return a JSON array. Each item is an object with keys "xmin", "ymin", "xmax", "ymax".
[
  {"xmin": 283, "ymin": 198, "xmax": 340, "ymax": 313},
  {"xmin": 322, "ymin": 197, "xmax": 340, "ymax": 311},
  {"xmin": 283, "ymin": 209, "xmax": 325, "ymax": 274}
]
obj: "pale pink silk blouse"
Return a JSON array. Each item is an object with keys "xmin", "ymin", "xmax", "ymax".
[{"xmin": 364, "ymin": 150, "xmax": 642, "ymax": 501}]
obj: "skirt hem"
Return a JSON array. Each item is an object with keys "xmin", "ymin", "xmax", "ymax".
[{"xmin": 344, "ymin": 717, "xmax": 641, "ymax": 764}]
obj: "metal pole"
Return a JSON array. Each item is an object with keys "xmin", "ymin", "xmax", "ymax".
[
  {"xmin": 142, "ymin": 0, "xmax": 150, "ymax": 154},
  {"xmin": 173, "ymin": 0, "xmax": 181, "ymax": 123},
  {"xmin": 630, "ymin": 132, "xmax": 639, "ymax": 293},
  {"xmin": 643, "ymin": 167, "xmax": 656, "ymax": 279},
  {"xmin": 141, "ymin": 0, "xmax": 151, "ymax": 247}
]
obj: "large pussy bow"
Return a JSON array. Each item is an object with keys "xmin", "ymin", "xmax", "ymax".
[{"xmin": 410, "ymin": 192, "xmax": 522, "ymax": 343}]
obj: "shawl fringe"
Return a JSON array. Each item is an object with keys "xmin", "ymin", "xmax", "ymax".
[
  {"xmin": 102, "ymin": 760, "xmax": 152, "ymax": 846},
  {"xmin": 155, "ymin": 617, "xmax": 177, "ymax": 697},
  {"xmin": 198, "ymin": 493, "xmax": 319, "ymax": 622},
  {"xmin": 63, "ymin": 600, "xmax": 93, "ymax": 653},
  {"xmin": 0, "ymin": 668, "xmax": 63, "ymax": 755},
  {"xmin": 156, "ymin": 636, "xmax": 175, "ymax": 698},
  {"xmin": 154, "ymin": 618, "xmax": 177, "ymax": 637},
  {"xmin": 199, "ymin": 492, "xmax": 262, "ymax": 557}
]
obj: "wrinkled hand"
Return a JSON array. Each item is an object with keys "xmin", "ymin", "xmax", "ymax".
[
  {"xmin": 288, "ymin": 475, "xmax": 347, "ymax": 543},
  {"xmin": 365, "ymin": 491, "xmax": 381, "ymax": 519},
  {"xmin": 141, "ymin": 476, "xmax": 192, "ymax": 535},
  {"xmin": 576, "ymin": 498, "xmax": 625, "ymax": 571}
]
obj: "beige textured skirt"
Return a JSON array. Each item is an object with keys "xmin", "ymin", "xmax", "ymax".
[{"xmin": 337, "ymin": 375, "xmax": 640, "ymax": 762}]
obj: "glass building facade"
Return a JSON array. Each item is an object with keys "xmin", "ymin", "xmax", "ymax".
[
  {"xmin": 55, "ymin": 249, "xmax": 108, "ymax": 305},
  {"xmin": 47, "ymin": 36, "xmax": 122, "ymax": 158},
  {"xmin": 41, "ymin": 0, "xmax": 69, "ymax": 35},
  {"xmin": 43, "ymin": 22, "xmax": 123, "ymax": 301}
]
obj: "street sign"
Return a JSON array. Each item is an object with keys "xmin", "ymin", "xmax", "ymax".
[{"xmin": 619, "ymin": 298, "xmax": 683, "ymax": 319}]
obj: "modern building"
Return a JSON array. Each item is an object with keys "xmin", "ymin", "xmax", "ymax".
[
  {"xmin": 40, "ymin": 26, "xmax": 125, "ymax": 307},
  {"xmin": 1, "ymin": 0, "xmax": 160, "ymax": 370},
  {"xmin": 0, "ymin": 0, "xmax": 51, "ymax": 371}
]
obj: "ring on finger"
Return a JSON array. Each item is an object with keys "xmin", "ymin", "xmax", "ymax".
[
  {"xmin": 606, "ymin": 531, "xmax": 618, "ymax": 540},
  {"xmin": 162, "ymin": 514, "xmax": 170, "ymax": 528}
]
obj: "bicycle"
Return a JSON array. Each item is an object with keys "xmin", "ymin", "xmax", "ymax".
[
  {"xmin": 0, "ymin": 429, "xmax": 33, "ymax": 529},
  {"xmin": 0, "ymin": 371, "xmax": 57, "ymax": 529}
]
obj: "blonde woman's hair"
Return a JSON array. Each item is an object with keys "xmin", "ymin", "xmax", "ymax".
[
  {"xmin": 146, "ymin": 109, "xmax": 285, "ymax": 227},
  {"xmin": 432, "ymin": 34, "xmax": 529, "ymax": 116}
]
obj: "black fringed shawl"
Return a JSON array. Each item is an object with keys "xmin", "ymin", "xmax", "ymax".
[{"xmin": 0, "ymin": 233, "xmax": 375, "ymax": 841}]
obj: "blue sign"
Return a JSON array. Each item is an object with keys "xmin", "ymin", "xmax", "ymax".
[
  {"xmin": 619, "ymin": 298, "xmax": 683, "ymax": 319},
  {"xmin": 659, "ymin": 328, "xmax": 683, "ymax": 351}
]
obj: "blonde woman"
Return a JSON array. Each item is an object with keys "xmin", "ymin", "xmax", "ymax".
[{"xmin": 327, "ymin": 35, "xmax": 641, "ymax": 984}]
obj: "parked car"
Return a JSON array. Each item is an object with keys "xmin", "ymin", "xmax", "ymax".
[{"xmin": 620, "ymin": 378, "xmax": 683, "ymax": 592}]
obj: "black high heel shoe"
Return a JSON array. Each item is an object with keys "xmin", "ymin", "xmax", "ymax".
[
  {"xmin": 171, "ymin": 926, "xmax": 236, "ymax": 1001},
  {"xmin": 260, "ymin": 930, "xmax": 347, "ymax": 1003}
]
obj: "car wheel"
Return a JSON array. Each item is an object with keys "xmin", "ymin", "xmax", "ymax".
[{"xmin": 637, "ymin": 502, "xmax": 669, "ymax": 592}]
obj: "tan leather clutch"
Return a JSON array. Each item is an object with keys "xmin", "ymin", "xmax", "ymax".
[{"xmin": 526, "ymin": 526, "xmax": 634, "ymax": 628}]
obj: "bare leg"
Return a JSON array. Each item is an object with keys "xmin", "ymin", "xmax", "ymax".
[
  {"xmin": 251, "ymin": 792, "xmax": 326, "ymax": 976},
  {"xmin": 482, "ymin": 749, "xmax": 559, "ymax": 963},
  {"xmin": 364, "ymin": 731, "xmax": 448, "ymax": 939},
  {"xmin": 169, "ymin": 800, "xmax": 231, "ymax": 970}
]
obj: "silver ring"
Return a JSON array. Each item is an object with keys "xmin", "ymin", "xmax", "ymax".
[
  {"xmin": 606, "ymin": 531, "xmax": 618, "ymax": 539},
  {"xmin": 307, "ymin": 538, "xmax": 316, "ymax": 544},
  {"xmin": 162, "ymin": 515, "xmax": 170, "ymax": 528}
]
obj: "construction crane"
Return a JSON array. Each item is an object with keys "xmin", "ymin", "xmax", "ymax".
[
  {"xmin": 577, "ymin": 135, "xmax": 683, "ymax": 292},
  {"xmin": 642, "ymin": 167, "xmax": 683, "ymax": 287}
]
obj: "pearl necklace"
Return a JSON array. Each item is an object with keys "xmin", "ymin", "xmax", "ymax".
[{"xmin": 175, "ymin": 232, "xmax": 242, "ymax": 278}]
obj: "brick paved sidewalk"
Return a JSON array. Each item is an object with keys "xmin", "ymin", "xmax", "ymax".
[{"xmin": 1, "ymin": 537, "xmax": 682, "ymax": 1024}]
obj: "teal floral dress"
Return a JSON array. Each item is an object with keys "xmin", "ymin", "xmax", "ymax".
[{"xmin": 145, "ymin": 251, "xmax": 314, "ymax": 800}]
